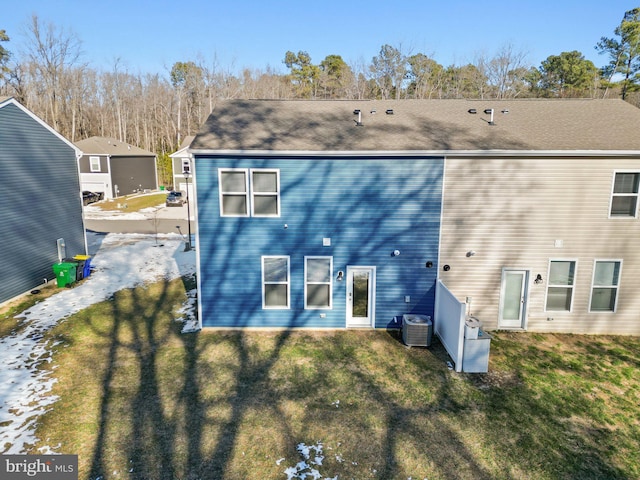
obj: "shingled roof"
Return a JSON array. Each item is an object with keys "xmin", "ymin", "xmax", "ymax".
[
  {"xmin": 75, "ymin": 136, "xmax": 155, "ymax": 156},
  {"xmin": 190, "ymin": 99, "xmax": 640, "ymax": 154}
]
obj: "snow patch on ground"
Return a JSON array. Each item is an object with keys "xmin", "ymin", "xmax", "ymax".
[{"xmin": 0, "ymin": 232, "xmax": 197, "ymax": 453}]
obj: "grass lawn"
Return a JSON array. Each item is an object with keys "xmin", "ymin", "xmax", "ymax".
[
  {"xmin": 94, "ymin": 193, "xmax": 168, "ymax": 212},
  {"xmin": 17, "ymin": 276, "xmax": 640, "ymax": 479}
]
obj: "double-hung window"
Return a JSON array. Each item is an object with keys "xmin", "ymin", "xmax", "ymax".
[
  {"xmin": 305, "ymin": 257, "xmax": 333, "ymax": 309},
  {"xmin": 219, "ymin": 169, "xmax": 249, "ymax": 216},
  {"xmin": 219, "ymin": 168, "xmax": 280, "ymax": 217},
  {"xmin": 546, "ymin": 260, "xmax": 576, "ymax": 312},
  {"xmin": 251, "ymin": 170, "xmax": 279, "ymax": 216},
  {"xmin": 262, "ymin": 256, "xmax": 290, "ymax": 309},
  {"xmin": 590, "ymin": 260, "xmax": 622, "ymax": 312},
  {"xmin": 90, "ymin": 156, "xmax": 101, "ymax": 172},
  {"xmin": 610, "ymin": 172, "xmax": 639, "ymax": 218}
]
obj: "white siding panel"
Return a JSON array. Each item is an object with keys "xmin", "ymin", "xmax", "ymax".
[{"xmin": 440, "ymin": 156, "xmax": 640, "ymax": 335}]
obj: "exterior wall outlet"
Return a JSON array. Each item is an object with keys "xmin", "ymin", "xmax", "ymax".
[
  {"xmin": 547, "ymin": 317, "xmax": 554, "ymax": 321},
  {"xmin": 466, "ymin": 296, "xmax": 472, "ymax": 304},
  {"xmin": 404, "ymin": 295, "xmax": 410, "ymax": 303},
  {"xmin": 320, "ymin": 313, "xmax": 326, "ymax": 318}
]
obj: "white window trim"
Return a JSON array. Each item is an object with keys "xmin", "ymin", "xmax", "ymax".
[
  {"xmin": 304, "ymin": 256, "xmax": 333, "ymax": 310},
  {"xmin": 544, "ymin": 259, "xmax": 578, "ymax": 313},
  {"xmin": 250, "ymin": 168, "xmax": 281, "ymax": 217},
  {"xmin": 218, "ymin": 168, "xmax": 250, "ymax": 217},
  {"xmin": 588, "ymin": 259, "xmax": 622, "ymax": 313},
  {"xmin": 609, "ymin": 170, "xmax": 640, "ymax": 219},
  {"xmin": 262, "ymin": 255, "xmax": 290, "ymax": 310},
  {"xmin": 90, "ymin": 156, "xmax": 101, "ymax": 172},
  {"xmin": 219, "ymin": 168, "xmax": 281, "ymax": 218}
]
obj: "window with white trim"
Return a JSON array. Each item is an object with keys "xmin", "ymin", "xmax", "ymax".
[
  {"xmin": 262, "ymin": 256, "xmax": 290, "ymax": 309},
  {"xmin": 590, "ymin": 260, "xmax": 622, "ymax": 312},
  {"xmin": 219, "ymin": 168, "xmax": 280, "ymax": 217},
  {"xmin": 90, "ymin": 156, "xmax": 100, "ymax": 172},
  {"xmin": 305, "ymin": 256, "xmax": 333, "ymax": 309},
  {"xmin": 545, "ymin": 260, "xmax": 576, "ymax": 311},
  {"xmin": 610, "ymin": 172, "xmax": 639, "ymax": 218},
  {"xmin": 219, "ymin": 169, "xmax": 249, "ymax": 216}
]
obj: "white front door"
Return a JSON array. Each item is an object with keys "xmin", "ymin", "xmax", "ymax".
[
  {"xmin": 498, "ymin": 269, "xmax": 529, "ymax": 329},
  {"xmin": 346, "ymin": 266, "xmax": 376, "ymax": 328}
]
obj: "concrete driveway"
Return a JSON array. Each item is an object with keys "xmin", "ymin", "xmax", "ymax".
[{"xmin": 83, "ymin": 203, "xmax": 195, "ymax": 237}]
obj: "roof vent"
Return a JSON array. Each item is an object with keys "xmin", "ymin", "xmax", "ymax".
[
  {"xmin": 468, "ymin": 108, "xmax": 477, "ymax": 114},
  {"xmin": 370, "ymin": 109, "xmax": 376, "ymax": 114},
  {"xmin": 385, "ymin": 109, "xmax": 394, "ymax": 115},
  {"xmin": 484, "ymin": 108, "xmax": 495, "ymax": 125},
  {"xmin": 501, "ymin": 109, "xmax": 509, "ymax": 114},
  {"xmin": 353, "ymin": 109, "xmax": 361, "ymax": 115},
  {"xmin": 354, "ymin": 110, "xmax": 363, "ymax": 126}
]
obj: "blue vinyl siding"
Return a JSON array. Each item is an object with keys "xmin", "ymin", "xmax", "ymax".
[
  {"xmin": 0, "ymin": 102, "xmax": 86, "ymax": 304},
  {"xmin": 196, "ymin": 156, "xmax": 443, "ymax": 328}
]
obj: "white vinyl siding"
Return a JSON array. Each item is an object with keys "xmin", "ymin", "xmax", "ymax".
[
  {"xmin": 589, "ymin": 260, "xmax": 622, "ymax": 312},
  {"xmin": 610, "ymin": 171, "xmax": 639, "ymax": 218},
  {"xmin": 305, "ymin": 256, "xmax": 333, "ymax": 309},
  {"xmin": 219, "ymin": 168, "xmax": 280, "ymax": 217},
  {"xmin": 262, "ymin": 256, "xmax": 290, "ymax": 309},
  {"xmin": 90, "ymin": 156, "xmax": 100, "ymax": 172}
]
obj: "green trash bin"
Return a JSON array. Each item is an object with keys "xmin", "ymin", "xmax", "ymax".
[{"xmin": 52, "ymin": 262, "xmax": 77, "ymax": 288}]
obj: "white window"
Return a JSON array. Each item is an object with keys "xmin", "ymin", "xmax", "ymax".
[
  {"xmin": 251, "ymin": 170, "xmax": 280, "ymax": 216},
  {"xmin": 219, "ymin": 169, "xmax": 249, "ymax": 216},
  {"xmin": 262, "ymin": 256, "xmax": 290, "ymax": 309},
  {"xmin": 90, "ymin": 156, "xmax": 100, "ymax": 172},
  {"xmin": 590, "ymin": 260, "xmax": 622, "ymax": 312},
  {"xmin": 610, "ymin": 171, "xmax": 639, "ymax": 218},
  {"xmin": 182, "ymin": 159, "xmax": 191, "ymax": 174},
  {"xmin": 305, "ymin": 256, "xmax": 333, "ymax": 309},
  {"xmin": 545, "ymin": 260, "xmax": 576, "ymax": 312},
  {"xmin": 219, "ymin": 168, "xmax": 280, "ymax": 217}
]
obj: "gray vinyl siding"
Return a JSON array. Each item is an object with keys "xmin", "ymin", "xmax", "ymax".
[
  {"xmin": 440, "ymin": 156, "xmax": 640, "ymax": 335},
  {"xmin": 78, "ymin": 154, "xmax": 107, "ymax": 173},
  {"xmin": 0, "ymin": 102, "xmax": 86, "ymax": 304},
  {"xmin": 110, "ymin": 156, "xmax": 158, "ymax": 196}
]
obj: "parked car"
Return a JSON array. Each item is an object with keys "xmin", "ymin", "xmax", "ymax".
[
  {"xmin": 166, "ymin": 191, "xmax": 186, "ymax": 207},
  {"xmin": 82, "ymin": 191, "xmax": 103, "ymax": 206}
]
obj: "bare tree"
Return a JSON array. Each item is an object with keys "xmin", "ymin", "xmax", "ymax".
[
  {"xmin": 23, "ymin": 14, "xmax": 83, "ymax": 130},
  {"xmin": 475, "ymin": 43, "xmax": 531, "ymax": 99}
]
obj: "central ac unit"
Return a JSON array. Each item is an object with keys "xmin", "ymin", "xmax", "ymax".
[{"xmin": 402, "ymin": 314, "xmax": 433, "ymax": 347}]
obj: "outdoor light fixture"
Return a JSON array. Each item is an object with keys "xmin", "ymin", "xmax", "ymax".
[
  {"xmin": 337, "ymin": 271, "xmax": 344, "ymax": 281},
  {"xmin": 535, "ymin": 274, "xmax": 543, "ymax": 284}
]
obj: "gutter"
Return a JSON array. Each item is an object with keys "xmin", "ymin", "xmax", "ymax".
[{"xmin": 188, "ymin": 149, "xmax": 640, "ymax": 158}]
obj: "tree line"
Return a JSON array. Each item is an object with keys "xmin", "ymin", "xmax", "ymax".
[{"xmin": 0, "ymin": 10, "xmax": 639, "ymax": 186}]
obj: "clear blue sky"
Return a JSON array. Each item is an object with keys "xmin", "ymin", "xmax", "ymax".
[{"xmin": 3, "ymin": 0, "xmax": 639, "ymax": 75}]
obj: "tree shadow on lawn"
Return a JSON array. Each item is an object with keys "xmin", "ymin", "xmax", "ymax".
[{"xmin": 81, "ymin": 290, "xmax": 633, "ymax": 480}]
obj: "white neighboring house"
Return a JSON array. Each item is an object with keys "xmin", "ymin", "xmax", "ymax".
[{"xmin": 170, "ymin": 135, "xmax": 194, "ymax": 200}]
